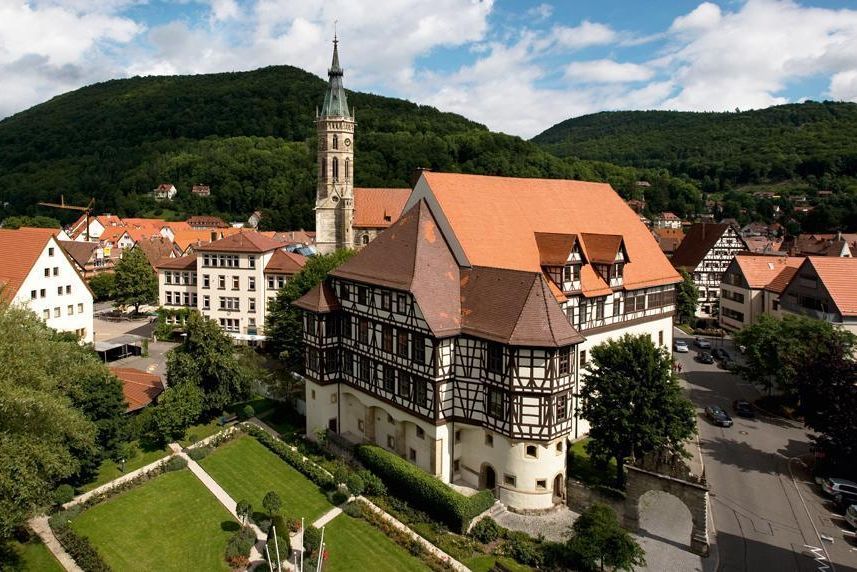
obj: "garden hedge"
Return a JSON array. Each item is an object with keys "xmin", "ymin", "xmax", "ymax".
[
  {"xmin": 245, "ymin": 425, "xmax": 335, "ymax": 489},
  {"xmin": 356, "ymin": 444, "xmax": 495, "ymax": 532},
  {"xmin": 51, "ymin": 521, "xmax": 111, "ymax": 572}
]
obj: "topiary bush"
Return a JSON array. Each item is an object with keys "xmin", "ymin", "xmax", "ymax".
[
  {"xmin": 53, "ymin": 484, "xmax": 75, "ymax": 505},
  {"xmin": 356, "ymin": 444, "xmax": 495, "ymax": 532},
  {"xmin": 470, "ymin": 517, "xmax": 503, "ymax": 544},
  {"xmin": 240, "ymin": 405, "xmax": 255, "ymax": 420},
  {"xmin": 224, "ymin": 526, "xmax": 256, "ymax": 568},
  {"xmin": 164, "ymin": 456, "xmax": 188, "ymax": 472}
]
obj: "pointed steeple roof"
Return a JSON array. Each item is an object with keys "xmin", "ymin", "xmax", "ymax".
[{"xmin": 320, "ymin": 36, "xmax": 351, "ymax": 118}]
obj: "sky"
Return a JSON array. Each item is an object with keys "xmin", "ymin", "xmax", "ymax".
[{"xmin": 2, "ymin": 0, "xmax": 857, "ymax": 138}]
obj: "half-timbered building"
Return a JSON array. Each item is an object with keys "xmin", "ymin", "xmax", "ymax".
[
  {"xmin": 671, "ymin": 223, "xmax": 749, "ymax": 317},
  {"xmin": 296, "ymin": 172, "xmax": 681, "ymax": 511}
]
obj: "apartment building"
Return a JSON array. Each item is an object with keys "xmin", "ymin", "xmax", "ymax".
[
  {"xmin": 719, "ymin": 253, "xmax": 804, "ymax": 330},
  {"xmin": 296, "ymin": 172, "xmax": 681, "ymax": 511},
  {"xmin": 156, "ymin": 232, "xmax": 306, "ymax": 342},
  {"xmin": 0, "ymin": 227, "xmax": 94, "ymax": 342}
]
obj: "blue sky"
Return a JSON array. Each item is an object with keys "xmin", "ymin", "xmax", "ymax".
[{"xmin": 1, "ymin": 0, "xmax": 857, "ymax": 137}]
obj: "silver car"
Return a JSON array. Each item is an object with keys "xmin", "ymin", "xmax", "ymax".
[{"xmin": 674, "ymin": 340, "xmax": 689, "ymax": 353}]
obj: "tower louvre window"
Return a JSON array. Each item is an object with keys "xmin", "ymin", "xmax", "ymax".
[
  {"xmin": 333, "ymin": 134, "xmax": 338, "ymax": 149},
  {"xmin": 332, "ymin": 157, "xmax": 339, "ymax": 181}
]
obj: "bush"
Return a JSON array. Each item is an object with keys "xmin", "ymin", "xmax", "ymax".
[
  {"xmin": 345, "ymin": 473, "xmax": 365, "ymax": 496},
  {"xmin": 188, "ymin": 446, "xmax": 212, "ymax": 461},
  {"xmin": 330, "ymin": 488, "xmax": 349, "ymax": 505},
  {"xmin": 271, "ymin": 514, "xmax": 301, "ymax": 535},
  {"xmin": 53, "ymin": 484, "xmax": 75, "ymax": 505},
  {"xmin": 224, "ymin": 526, "xmax": 256, "ymax": 567},
  {"xmin": 51, "ymin": 520, "xmax": 111, "ymax": 572},
  {"xmin": 164, "ymin": 456, "xmax": 188, "ymax": 472},
  {"xmin": 501, "ymin": 531, "xmax": 544, "ymax": 567},
  {"xmin": 470, "ymin": 517, "xmax": 503, "ymax": 544},
  {"xmin": 265, "ymin": 535, "xmax": 289, "ymax": 564},
  {"xmin": 240, "ymin": 405, "xmax": 255, "ymax": 420},
  {"xmin": 342, "ymin": 501, "xmax": 364, "ymax": 518},
  {"xmin": 88, "ymin": 273, "xmax": 116, "ymax": 302},
  {"xmin": 245, "ymin": 425, "xmax": 335, "ymax": 489},
  {"xmin": 358, "ymin": 469, "xmax": 386, "ymax": 496},
  {"xmin": 303, "ymin": 525, "xmax": 322, "ymax": 555},
  {"xmin": 356, "ymin": 444, "xmax": 495, "ymax": 532}
]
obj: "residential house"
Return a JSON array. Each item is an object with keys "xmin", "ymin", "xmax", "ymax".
[
  {"xmin": 109, "ymin": 367, "xmax": 165, "ymax": 413},
  {"xmin": 191, "ymin": 184, "xmax": 211, "ymax": 197},
  {"xmin": 59, "ymin": 240, "xmax": 113, "ymax": 277},
  {"xmin": 780, "ymin": 233, "xmax": 856, "ymax": 258},
  {"xmin": 135, "ymin": 236, "xmax": 179, "ymax": 269},
  {"xmin": 295, "ymin": 172, "xmax": 680, "ymax": 512},
  {"xmin": 186, "ymin": 216, "xmax": 229, "ymax": 230},
  {"xmin": 777, "ymin": 257, "xmax": 857, "ymax": 335},
  {"xmin": 67, "ymin": 214, "xmax": 123, "ymax": 242},
  {"xmin": 654, "ymin": 212, "xmax": 682, "ymax": 229},
  {"xmin": 671, "ymin": 223, "xmax": 749, "ymax": 317},
  {"xmin": 653, "ymin": 227, "xmax": 685, "ymax": 258},
  {"xmin": 153, "ymin": 184, "xmax": 177, "ymax": 201},
  {"xmin": 719, "ymin": 253, "xmax": 804, "ymax": 330},
  {"xmin": 0, "ymin": 227, "xmax": 94, "ymax": 342}
]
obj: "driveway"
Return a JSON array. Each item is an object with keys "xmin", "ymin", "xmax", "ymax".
[{"xmin": 674, "ymin": 328, "xmax": 857, "ymax": 572}]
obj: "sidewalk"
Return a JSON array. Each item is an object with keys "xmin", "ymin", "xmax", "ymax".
[{"xmin": 28, "ymin": 515, "xmax": 83, "ymax": 572}]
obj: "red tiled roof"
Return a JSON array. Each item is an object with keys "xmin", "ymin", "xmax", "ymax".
[
  {"xmin": 109, "ymin": 367, "xmax": 164, "ymax": 412},
  {"xmin": 59, "ymin": 240, "xmax": 98, "ymax": 267},
  {"xmin": 135, "ymin": 236, "xmax": 176, "ymax": 268},
  {"xmin": 271, "ymin": 230, "xmax": 316, "ymax": 245},
  {"xmin": 733, "ymin": 253, "xmax": 804, "ymax": 289},
  {"xmin": 195, "ymin": 230, "xmax": 284, "ymax": 253},
  {"xmin": 579, "ymin": 233, "xmax": 624, "ymax": 265},
  {"xmin": 353, "ymin": 188, "xmax": 411, "ymax": 229},
  {"xmin": 293, "ymin": 282, "xmax": 340, "ymax": 313},
  {"xmin": 805, "ymin": 257, "xmax": 857, "ymax": 316},
  {"xmin": 156, "ymin": 254, "xmax": 197, "ymax": 270},
  {"xmin": 0, "ymin": 228, "xmax": 58, "ymax": 301},
  {"xmin": 534, "ymin": 232, "xmax": 577, "ymax": 266},
  {"xmin": 671, "ymin": 223, "xmax": 744, "ymax": 270},
  {"xmin": 264, "ymin": 250, "xmax": 307, "ymax": 275},
  {"xmin": 185, "ymin": 216, "xmax": 229, "ymax": 229}
]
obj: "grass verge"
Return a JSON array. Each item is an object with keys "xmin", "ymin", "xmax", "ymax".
[{"xmin": 320, "ymin": 513, "xmax": 430, "ymax": 572}]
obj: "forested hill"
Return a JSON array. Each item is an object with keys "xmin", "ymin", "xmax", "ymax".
[
  {"xmin": 1, "ymin": 65, "xmax": 685, "ymax": 230},
  {"xmin": 533, "ymin": 102, "xmax": 857, "ymax": 193}
]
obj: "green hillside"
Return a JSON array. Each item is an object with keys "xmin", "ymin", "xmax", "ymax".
[{"xmin": 1, "ymin": 65, "xmax": 700, "ymax": 230}]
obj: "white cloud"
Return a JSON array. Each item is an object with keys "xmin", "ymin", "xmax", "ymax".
[
  {"xmin": 565, "ymin": 59, "xmax": 654, "ymax": 83},
  {"xmin": 829, "ymin": 69, "xmax": 857, "ymax": 101},
  {"xmin": 528, "ymin": 3, "xmax": 553, "ymax": 22},
  {"xmin": 550, "ymin": 20, "xmax": 617, "ymax": 50},
  {"xmin": 670, "ymin": 2, "xmax": 721, "ymax": 33}
]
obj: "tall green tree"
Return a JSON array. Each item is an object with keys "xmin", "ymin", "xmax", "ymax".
[
  {"xmin": 266, "ymin": 249, "xmax": 355, "ymax": 373},
  {"xmin": 0, "ymin": 305, "xmax": 98, "ymax": 538},
  {"xmin": 0, "ymin": 215, "xmax": 60, "ymax": 229},
  {"xmin": 580, "ymin": 334, "xmax": 696, "ymax": 487},
  {"xmin": 675, "ymin": 269, "xmax": 699, "ymax": 325},
  {"xmin": 147, "ymin": 382, "xmax": 204, "ymax": 445},
  {"xmin": 113, "ymin": 247, "xmax": 158, "ymax": 313},
  {"xmin": 566, "ymin": 503, "xmax": 645, "ymax": 572},
  {"xmin": 166, "ymin": 312, "xmax": 251, "ymax": 413}
]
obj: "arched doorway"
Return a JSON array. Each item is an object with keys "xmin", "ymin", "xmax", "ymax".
[
  {"xmin": 553, "ymin": 473, "xmax": 565, "ymax": 501},
  {"xmin": 480, "ymin": 464, "xmax": 496, "ymax": 492}
]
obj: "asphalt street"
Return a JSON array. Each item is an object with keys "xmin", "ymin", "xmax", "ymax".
[{"xmin": 674, "ymin": 328, "xmax": 857, "ymax": 572}]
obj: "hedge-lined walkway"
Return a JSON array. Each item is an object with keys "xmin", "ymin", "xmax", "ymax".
[{"xmin": 28, "ymin": 516, "xmax": 82, "ymax": 572}]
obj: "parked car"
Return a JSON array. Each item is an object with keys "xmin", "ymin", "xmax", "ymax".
[
  {"xmin": 733, "ymin": 400, "xmax": 755, "ymax": 418},
  {"xmin": 695, "ymin": 337, "xmax": 712, "ymax": 349},
  {"xmin": 846, "ymin": 504, "xmax": 857, "ymax": 529},
  {"xmin": 697, "ymin": 352, "xmax": 715, "ymax": 364},
  {"xmin": 674, "ymin": 340, "xmax": 689, "ymax": 353},
  {"xmin": 705, "ymin": 405, "xmax": 733, "ymax": 427},
  {"xmin": 821, "ymin": 478, "xmax": 857, "ymax": 507},
  {"xmin": 712, "ymin": 348, "xmax": 731, "ymax": 361}
]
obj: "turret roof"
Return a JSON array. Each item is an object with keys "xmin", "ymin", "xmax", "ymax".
[{"xmin": 320, "ymin": 37, "xmax": 351, "ymax": 118}]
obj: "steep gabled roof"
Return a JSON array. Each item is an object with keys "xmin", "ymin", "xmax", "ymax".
[
  {"xmin": 671, "ymin": 223, "xmax": 739, "ymax": 269},
  {"xmin": 534, "ymin": 232, "xmax": 577, "ymax": 266},
  {"xmin": 156, "ymin": 254, "xmax": 197, "ymax": 270},
  {"xmin": 733, "ymin": 253, "xmax": 804, "ymax": 289},
  {"xmin": 0, "ymin": 228, "xmax": 58, "ymax": 300},
  {"xmin": 109, "ymin": 367, "xmax": 164, "ymax": 412},
  {"xmin": 293, "ymin": 282, "xmax": 340, "ymax": 313},
  {"xmin": 59, "ymin": 240, "xmax": 98, "ymax": 267},
  {"xmin": 264, "ymin": 250, "xmax": 307, "ymax": 275},
  {"xmin": 460, "ymin": 267, "xmax": 583, "ymax": 347},
  {"xmin": 333, "ymin": 200, "xmax": 462, "ymax": 336},
  {"xmin": 579, "ymin": 233, "xmax": 624, "ymax": 265},
  {"xmin": 804, "ymin": 257, "xmax": 857, "ymax": 316},
  {"xmin": 195, "ymin": 230, "xmax": 284, "ymax": 253},
  {"xmin": 135, "ymin": 236, "xmax": 175, "ymax": 268},
  {"xmin": 353, "ymin": 188, "xmax": 411, "ymax": 229}
]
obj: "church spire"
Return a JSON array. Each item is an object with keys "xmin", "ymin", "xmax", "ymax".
[{"xmin": 320, "ymin": 34, "xmax": 350, "ymax": 117}]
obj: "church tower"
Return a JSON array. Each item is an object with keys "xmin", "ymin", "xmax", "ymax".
[{"xmin": 315, "ymin": 35, "xmax": 355, "ymax": 254}]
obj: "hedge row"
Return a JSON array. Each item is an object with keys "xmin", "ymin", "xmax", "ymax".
[
  {"xmin": 245, "ymin": 425, "xmax": 335, "ymax": 489},
  {"xmin": 356, "ymin": 444, "xmax": 495, "ymax": 533},
  {"xmin": 51, "ymin": 521, "xmax": 111, "ymax": 572}
]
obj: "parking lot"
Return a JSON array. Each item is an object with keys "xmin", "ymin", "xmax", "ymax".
[{"xmin": 674, "ymin": 328, "xmax": 857, "ymax": 572}]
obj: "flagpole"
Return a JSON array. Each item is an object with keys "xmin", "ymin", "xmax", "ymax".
[
  {"xmin": 316, "ymin": 526, "xmax": 326, "ymax": 572},
  {"xmin": 273, "ymin": 525, "xmax": 281, "ymax": 571},
  {"xmin": 300, "ymin": 517, "xmax": 305, "ymax": 572},
  {"xmin": 265, "ymin": 543, "xmax": 274, "ymax": 572}
]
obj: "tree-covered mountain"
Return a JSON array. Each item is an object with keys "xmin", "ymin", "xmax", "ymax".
[{"xmin": 0, "ymin": 65, "xmax": 703, "ymax": 230}]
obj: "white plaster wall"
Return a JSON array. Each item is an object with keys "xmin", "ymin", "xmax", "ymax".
[
  {"xmin": 14, "ymin": 237, "xmax": 93, "ymax": 342},
  {"xmin": 196, "ymin": 251, "xmax": 274, "ymax": 336}
]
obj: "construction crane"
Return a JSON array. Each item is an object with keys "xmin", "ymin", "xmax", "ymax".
[{"xmin": 37, "ymin": 196, "xmax": 95, "ymax": 241}]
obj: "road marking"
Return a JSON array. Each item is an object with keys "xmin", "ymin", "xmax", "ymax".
[
  {"xmin": 841, "ymin": 529, "xmax": 856, "ymax": 537},
  {"xmin": 791, "ymin": 457, "xmax": 836, "ymax": 572}
]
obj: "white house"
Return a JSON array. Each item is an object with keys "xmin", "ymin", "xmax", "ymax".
[
  {"xmin": 153, "ymin": 184, "xmax": 178, "ymax": 201},
  {"xmin": 0, "ymin": 227, "xmax": 94, "ymax": 342}
]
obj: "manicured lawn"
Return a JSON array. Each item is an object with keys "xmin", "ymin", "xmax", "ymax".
[
  {"xmin": 320, "ymin": 513, "xmax": 430, "ymax": 572},
  {"xmin": 72, "ymin": 470, "xmax": 234, "ymax": 571},
  {"xmin": 180, "ymin": 418, "xmax": 226, "ymax": 446},
  {"xmin": 2, "ymin": 538, "xmax": 63, "ymax": 571},
  {"xmin": 464, "ymin": 555, "xmax": 533, "ymax": 572},
  {"xmin": 568, "ymin": 438, "xmax": 617, "ymax": 487},
  {"xmin": 81, "ymin": 442, "xmax": 170, "ymax": 492},
  {"xmin": 200, "ymin": 435, "xmax": 330, "ymax": 521},
  {"xmin": 264, "ymin": 406, "xmax": 304, "ymax": 437},
  {"xmin": 227, "ymin": 396, "xmax": 278, "ymax": 417}
]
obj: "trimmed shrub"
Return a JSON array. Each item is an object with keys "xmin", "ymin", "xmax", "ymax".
[
  {"xmin": 345, "ymin": 473, "xmax": 365, "ymax": 496},
  {"xmin": 224, "ymin": 526, "xmax": 256, "ymax": 567},
  {"xmin": 164, "ymin": 456, "xmax": 188, "ymax": 472},
  {"xmin": 303, "ymin": 525, "xmax": 322, "ymax": 555},
  {"xmin": 501, "ymin": 531, "xmax": 544, "ymax": 567},
  {"xmin": 358, "ymin": 469, "xmax": 386, "ymax": 496},
  {"xmin": 342, "ymin": 501, "xmax": 363, "ymax": 518},
  {"xmin": 265, "ymin": 535, "xmax": 289, "ymax": 564},
  {"xmin": 270, "ymin": 514, "xmax": 300, "ymax": 535},
  {"xmin": 470, "ymin": 517, "xmax": 503, "ymax": 544},
  {"xmin": 330, "ymin": 488, "xmax": 349, "ymax": 506},
  {"xmin": 51, "ymin": 520, "xmax": 111, "ymax": 572},
  {"xmin": 53, "ymin": 484, "xmax": 75, "ymax": 505},
  {"xmin": 240, "ymin": 405, "xmax": 255, "ymax": 420},
  {"xmin": 245, "ymin": 425, "xmax": 335, "ymax": 489},
  {"xmin": 356, "ymin": 444, "xmax": 494, "ymax": 532},
  {"xmin": 188, "ymin": 446, "xmax": 212, "ymax": 461}
]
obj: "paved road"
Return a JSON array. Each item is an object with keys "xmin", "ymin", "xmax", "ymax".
[{"xmin": 674, "ymin": 328, "xmax": 857, "ymax": 572}]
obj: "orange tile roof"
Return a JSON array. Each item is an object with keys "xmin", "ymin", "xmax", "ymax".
[
  {"xmin": 534, "ymin": 232, "xmax": 577, "ymax": 266},
  {"xmin": 0, "ymin": 228, "xmax": 58, "ymax": 301},
  {"xmin": 805, "ymin": 257, "xmax": 857, "ymax": 316},
  {"xmin": 195, "ymin": 230, "xmax": 284, "ymax": 253},
  {"xmin": 98, "ymin": 225, "xmax": 130, "ymax": 244},
  {"xmin": 109, "ymin": 367, "xmax": 164, "ymax": 412},
  {"xmin": 353, "ymin": 188, "xmax": 411, "ymax": 229},
  {"xmin": 733, "ymin": 253, "xmax": 805, "ymax": 289},
  {"xmin": 271, "ymin": 230, "xmax": 316, "ymax": 244},
  {"xmin": 421, "ymin": 172, "xmax": 679, "ymax": 290},
  {"xmin": 156, "ymin": 254, "xmax": 197, "ymax": 270},
  {"xmin": 264, "ymin": 250, "xmax": 307, "ymax": 275},
  {"xmin": 579, "ymin": 233, "xmax": 624, "ymax": 265}
]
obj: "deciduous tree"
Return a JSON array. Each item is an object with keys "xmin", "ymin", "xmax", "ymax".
[
  {"xmin": 262, "ymin": 491, "xmax": 282, "ymax": 517},
  {"xmin": 566, "ymin": 503, "xmax": 645, "ymax": 572},
  {"xmin": 580, "ymin": 334, "xmax": 696, "ymax": 487},
  {"xmin": 147, "ymin": 382, "xmax": 203, "ymax": 445},
  {"xmin": 675, "ymin": 269, "xmax": 699, "ymax": 325},
  {"xmin": 113, "ymin": 247, "xmax": 157, "ymax": 313}
]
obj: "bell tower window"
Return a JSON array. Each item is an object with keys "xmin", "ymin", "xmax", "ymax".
[
  {"xmin": 332, "ymin": 157, "xmax": 339, "ymax": 181},
  {"xmin": 345, "ymin": 158, "xmax": 350, "ymax": 180},
  {"xmin": 333, "ymin": 134, "xmax": 338, "ymax": 149}
]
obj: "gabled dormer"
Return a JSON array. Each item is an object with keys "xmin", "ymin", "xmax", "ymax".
[
  {"xmin": 579, "ymin": 233, "xmax": 628, "ymax": 288},
  {"xmin": 534, "ymin": 232, "xmax": 583, "ymax": 293}
]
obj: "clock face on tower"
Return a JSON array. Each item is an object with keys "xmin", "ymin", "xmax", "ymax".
[{"xmin": 344, "ymin": 138, "xmax": 351, "ymax": 147}]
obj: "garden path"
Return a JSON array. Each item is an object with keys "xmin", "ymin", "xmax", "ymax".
[{"xmin": 28, "ymin": 515, "xmax": 83, "ymax": 572}]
